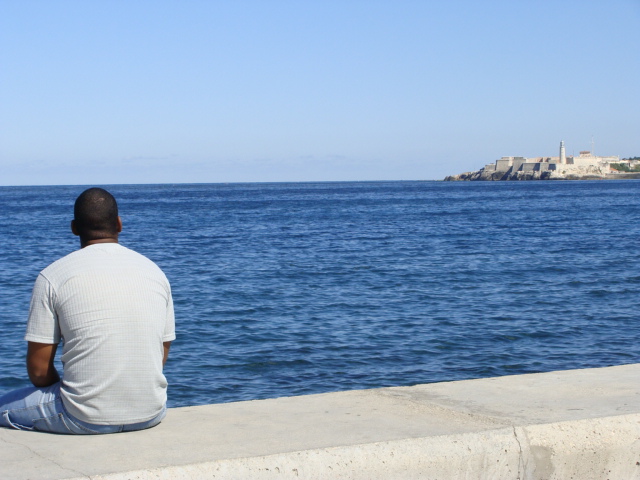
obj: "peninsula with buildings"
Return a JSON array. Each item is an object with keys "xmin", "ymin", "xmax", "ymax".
[{"xmin": 445, "ymin": 141, "xmax": 640, "ymax": 181}]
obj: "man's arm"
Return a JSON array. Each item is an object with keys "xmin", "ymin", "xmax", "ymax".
[
  {"xmin": 163, "ymin": 341, "xmax": 171, "ymax": 367},
  {"xmin": 26, "ymin": 342, "xmax": 60, "ymax": 387}
]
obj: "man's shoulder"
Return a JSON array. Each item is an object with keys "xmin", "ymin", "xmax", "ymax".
[
  {"xmin": 42, "ymin": 244, "xmax": 167, "ymax": 279},
  {"xmin": 114, "ymin": 245, "xmax": 167, "ymax": 273},
  {"xmin": 40, "ymin": 248, "xmax": 85, "ymax": 274}
]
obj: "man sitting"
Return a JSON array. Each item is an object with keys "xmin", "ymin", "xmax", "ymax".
[{"xmin": 0, "ymin": 187, "xmax": 175, "ymax": 434}]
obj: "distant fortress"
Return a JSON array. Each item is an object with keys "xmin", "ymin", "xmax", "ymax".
[{"xmin": 445, "ymin": 141, "xmax": 638, "ymax": 181}]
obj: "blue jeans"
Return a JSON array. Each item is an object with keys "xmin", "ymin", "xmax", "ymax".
[{"xmin": 0, "ymin": 383, "xmax": 166, "ymax": 434}]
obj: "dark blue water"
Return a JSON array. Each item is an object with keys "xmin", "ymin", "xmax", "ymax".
[{"xmin": 1, "ymin": 181, "xmax": 639, "ymax": 408}]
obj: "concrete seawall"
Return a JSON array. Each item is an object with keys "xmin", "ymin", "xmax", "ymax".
[{"xmin": 2, "ymin": 364, "xmax": 639, "ymax": 479}]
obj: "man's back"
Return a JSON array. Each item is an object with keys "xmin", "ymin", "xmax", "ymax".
[{"xmin": 26, "ymin": 243, "xmax": 175, "ymax": 424}]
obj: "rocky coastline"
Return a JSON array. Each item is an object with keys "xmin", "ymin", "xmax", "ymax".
[
  {"xmin": 444, "ymin": 142, "xmax": 640, "ymax": 181},
  {"xmin": 445, "ymin": 164, "xmax": 640, "ymax": 181}
]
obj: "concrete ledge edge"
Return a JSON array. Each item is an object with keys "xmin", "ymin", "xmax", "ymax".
[{"xmin": 72, "ymin": 414, "xmax": 640, "ymax": 480}]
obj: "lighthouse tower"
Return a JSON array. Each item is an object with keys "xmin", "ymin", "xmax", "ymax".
[{"xmin": 559, "ymin": 140, "xmax": 566, "ymax": 164}]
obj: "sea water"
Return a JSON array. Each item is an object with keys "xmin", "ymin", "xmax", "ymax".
[{"xmin": 1, "ymin": 181, "xmax": 639, "ymax": 408}]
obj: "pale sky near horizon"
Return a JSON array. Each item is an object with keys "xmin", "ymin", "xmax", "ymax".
[{"xmin": 1, "ymin": 1, "xmax": 638, "ymax": 186}]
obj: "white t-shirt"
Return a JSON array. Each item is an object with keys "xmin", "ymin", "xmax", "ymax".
[{"xmin": 25, "ymin": 243, "xmax": 176, "ymax": 425}]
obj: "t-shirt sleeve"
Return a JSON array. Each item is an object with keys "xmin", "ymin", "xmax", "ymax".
[
  {"xmin": 163, "ymin": 286, "xmax": 176, "ymax": 342},
  {"xmin": 24, "ymin": 273, "xmax": 61, "ymax": 344}
]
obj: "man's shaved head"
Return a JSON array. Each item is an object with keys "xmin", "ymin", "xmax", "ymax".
[{"xmin": 73, "ymin": 188, "xmax": 119, "ymax": 240}]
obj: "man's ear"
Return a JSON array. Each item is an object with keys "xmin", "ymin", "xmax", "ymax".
[
  {"xmin": 71, "ymin": 220, "xmax": 80, "ymax": 236},
  {"xmin": 116, "ymin": 216, "xmax": 123, "ymax": 233}
]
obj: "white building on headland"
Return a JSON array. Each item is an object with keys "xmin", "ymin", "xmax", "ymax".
[{"xmin": 482, "ymin": 141, "xmax": 619, "ymax": 176}]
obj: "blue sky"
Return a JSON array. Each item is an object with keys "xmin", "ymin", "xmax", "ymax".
[{"xmin": 1, "ymin": 1, "xmax": 638, "ymax": 185}]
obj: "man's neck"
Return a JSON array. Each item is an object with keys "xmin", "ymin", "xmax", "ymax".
[{"xmin": 80, "ymin": 238, "xmax": 119, "ymax": 249}]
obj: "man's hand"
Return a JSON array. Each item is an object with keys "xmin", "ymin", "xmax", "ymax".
[{"xmin": 27, "ymin": 342, "xmax": 60, "ymax": 387}]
